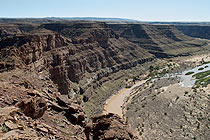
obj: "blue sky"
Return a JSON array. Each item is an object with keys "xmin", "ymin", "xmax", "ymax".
[{"xmin": 1, "ymin": 0, "xmax": 209, "ymax": 21}]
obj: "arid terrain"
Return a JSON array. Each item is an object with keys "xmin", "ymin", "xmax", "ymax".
[
  {"xmin": 0, "ymin": 18, "xmax": 210, "ymax": 139},
  {"xmin": 124, "ymin": 55, "xmax": 210, "ymax": 140}
]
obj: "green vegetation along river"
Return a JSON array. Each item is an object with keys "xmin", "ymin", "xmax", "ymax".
[{"xmin": 179, "ymin": 62, "xmax": 210, "ymax": 87}]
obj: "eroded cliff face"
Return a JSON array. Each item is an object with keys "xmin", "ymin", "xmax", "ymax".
[
  {"xmin": 109, "ymin": 24, "xmax": 207, "ymax": 57},
  {"xmin": 0, "ymin": 34, "xmax": 70, "ymax": 64},
  {"xmin": 0, "ymin": 22, "xmax": 154, "ymax": 96},
  {"xmin": 0, "ymin": 68, "xmax": 135, "ymax": 139},
  {"xmin": 0, "ymin": 23, "xmax": 40, "ymax": 39},
  {"xmin": 0, "ymin": 21, "xmax": 141, "ymax": 139},
  {"xmin": 176, "ymin": 25, "xmax": 210, "ymax": 39},
  {"xmin": 0, "ymin": 33, "xmax": 73, "ymax": 94}
]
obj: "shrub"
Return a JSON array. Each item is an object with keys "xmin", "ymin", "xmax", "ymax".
[
  {"xmin": 139, "ymin": 131, "xmax": 142, "ymax": 136},
  {"xmin": 155, "ymin": 65, "xmax": 160, "ymax": 70},
  {"xmin": 185, "ymin": 71, "xmax": 194, "ymax": 75},
  {"xmin": 184, "ymin": 91, "xmax": 189, "ymax": 95},
  {"xmin": 198, "ymin": 67, "xmax": 204, "ymax": 71},
  {"xmin": 149, "ymin": 65, "xmax": 154, "ymax": 72},
  {"xmin": 1, "ymin": 125, "xmax": 8, "ymax": 133}
]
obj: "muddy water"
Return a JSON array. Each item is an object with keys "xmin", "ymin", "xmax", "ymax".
[{"xmin": 103, "ymin": 80, "xmax": 146, "ymax": 117}]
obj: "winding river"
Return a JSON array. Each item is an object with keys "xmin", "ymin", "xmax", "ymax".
[{"xmin": 103, "ymin": 62, "xmax": 210, "ymax": 118}]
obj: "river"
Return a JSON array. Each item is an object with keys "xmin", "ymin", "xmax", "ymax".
[
  {"xmin": 103, "ymin": 80, "xmax": 146, "ymax": 117},
  {"xmin": 103, "ymin": 62, "xmax": 210, "ymax": 118},
  {"xmin": 179, "ymin": 63, "xmax": 210, "ymax": 87}
]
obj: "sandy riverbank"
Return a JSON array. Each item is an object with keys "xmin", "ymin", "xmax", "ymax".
[
  {"xmin": 184, "ymin": 53, "xmax": 210, "ymax": 63},
  {"xmin": 103, "ymin": 80, "xmax": 146, "ymax": 118}
]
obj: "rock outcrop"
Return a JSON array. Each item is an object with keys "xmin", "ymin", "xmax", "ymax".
[
  {"xmin": 0, "ymin": 66, "xmax": 137, "ymax": 139},
  {"xmin": 90, "ymin": 113, "xmax": 137, "ymax": 140},
  {"xmin": 17, "ymin": 96, "xmax": 47, "ymax": 119}
]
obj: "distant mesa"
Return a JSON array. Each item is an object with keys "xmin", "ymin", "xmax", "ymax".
[{"xmin": 46, "ymin": 17, "xmax": 140, "ymax": 22}]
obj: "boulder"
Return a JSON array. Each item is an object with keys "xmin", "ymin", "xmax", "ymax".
[
  {"xmin": 5, "ymin": 120, "xmax": 18, "ymax": 130},
  {"xmin": 0, "ymin": 106, "xmax": 19, "ymax": 117},
  {"xmin": 91, "ymin": 113, "xmax": 137, "ymax": 140},
  {"xmin": 17, "ymin": 97, "xmax": 47, "ymax": 119}
]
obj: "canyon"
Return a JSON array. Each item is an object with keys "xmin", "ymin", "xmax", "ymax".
[{"xmin": 0, "ymin": 19, "xmax": 210, "ymax": 139}]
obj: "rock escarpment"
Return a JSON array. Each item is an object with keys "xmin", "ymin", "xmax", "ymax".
[
  {"xmin": 0, "ymin": 21, "xmax": 152, "ymax": 139},
  {"xmin": 0, "ymin": 22, "xmax": 153, "ymax": 96},
  {"xmin": 1, "ymin": 22, "xmax": 208, "ymax": 97},
  {"xmin": 109, "ymin": 23, "xmax": 208, "ymax": 57},
  {"xmin": 0, "ymin": 69, "xmax": 135, "ymax": 139},
  {"xmin": 176, "ymin": 25, "xmax": 210, "ymax": 39}
]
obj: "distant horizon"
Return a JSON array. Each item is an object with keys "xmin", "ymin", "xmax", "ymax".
[
  {"xmin": 0, "ymin": 16, "xmax": 210, "ymax": 23},
  {"xmin": 1, "ymin": 0, "xmax": 210, "ymax": 22}
]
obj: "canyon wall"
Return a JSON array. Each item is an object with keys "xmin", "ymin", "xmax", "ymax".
[
  {"xmin": 176, "ymin": 25, "xmax": 210, "ymax": 39},
  {"xmin": 0, "ymin": 22, "xmax": 153, "ymax": 96},
  {"xmin": 0, "ymin": 21, "xmax": 208, "ymax": 104},
  {"xmin": 109, "ymin": 23, "xmax": 207, "ymax": 57}
]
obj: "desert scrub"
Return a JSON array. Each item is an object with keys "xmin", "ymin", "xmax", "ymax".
[
  {"xmin": 184, "ymin": 91, "xmax": 189, "ymax": 95},
  {"xmin": 149, "ymin": 65, "xmax": 154, "ymax": 72},
  {"xmin": 185, "ymin": 71, "xmax": 194, "ymax": 75},
  {"xmin": 1, "ymin": 124, "xmax": 9, "ymax": 133},
  {"xmin": 195, "ymin": 77, "xmax": 210, "ymax": 87},
  {"xmin": 139, "ymin": 131, "xmax": 142, "ymax": 136},
  {"xmin": 198, "ymin": 67, "xmax": 204, "ymax": 71},
  {"xmin": 175, "ymin": 96, "xmax": 180, "ymax": 102},
  {"xmin": 193, "ymin": 70, "xmax": 210, "ymax": 79},
  {"xmin": 202, "ymin": 61, "xmax": 210, "ymax": 64},
  {"xmin": 125, "ymin": 85, "xmax": 132, "ymax": 88}
]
